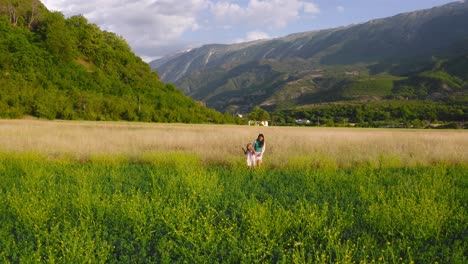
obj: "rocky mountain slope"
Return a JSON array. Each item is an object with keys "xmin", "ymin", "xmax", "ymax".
[{"xmin": 152, "ymin": 1, "xmax": 468, "ymax": 113}]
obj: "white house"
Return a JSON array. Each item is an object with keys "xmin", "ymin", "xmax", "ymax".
[
  {"xmin": 248, "ymin": 120, "xmax": 269, "ymax": 126},
  {"xmin": 295, "ymin": 119, "xmax": 311, "ymax": 125}
]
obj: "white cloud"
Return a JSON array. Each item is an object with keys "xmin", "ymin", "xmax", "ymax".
[
  {"xmin": 304, "ymin": 2, "xmax": 320, "ymax": 14},
  {"xmin": 210, "ymin": 1, "xmax": 243, "ymax": 18},
  {"xmin": 41, "ymin": 0, "xmax": 209, "ymax": 60},
  {"xmin": 235, "ymin": 31, "xmax": 271, "ymax": 43},
  {"xmin": 40, "ymin": 0, "xmax": 321, "ymax": 60},
  {"xmin": 191, "ymin": 23, "xmax": 201, "ymax": 31},
  {"xmin": 211, "ymin": 0, "xmax": 320, "ymax": 28},
  {"xmin": 337, "ymin": 5, "xmax": 345, "ymax": 13}
]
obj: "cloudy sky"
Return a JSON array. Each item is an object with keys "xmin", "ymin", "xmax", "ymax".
[{"xmin": 41, "ymin": 0, "xmax": 458, "ymax": 62}]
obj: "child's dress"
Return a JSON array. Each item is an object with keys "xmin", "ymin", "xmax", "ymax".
[{"xmin": 246, "ymin": 150, "xmax": 256, "ymax": 167}]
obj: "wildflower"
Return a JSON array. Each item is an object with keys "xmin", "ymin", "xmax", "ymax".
[{"xmin": 294, "ymin": 242, "xmax": 303, "ymax": 247}]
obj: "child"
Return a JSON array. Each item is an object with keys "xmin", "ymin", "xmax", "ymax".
[{"xmin": 242, "ymin": 143, "xmax": 257, "ymax": 169}]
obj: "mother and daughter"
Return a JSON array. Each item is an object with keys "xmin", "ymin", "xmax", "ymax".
[{"xmin": 242, "ymin": 134, "xmax": 266, "ymax": 169}]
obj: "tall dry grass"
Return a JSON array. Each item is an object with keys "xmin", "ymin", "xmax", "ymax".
[{"xmin": 0, "ymin": 119, "xmax": 466, "ymax": 167}]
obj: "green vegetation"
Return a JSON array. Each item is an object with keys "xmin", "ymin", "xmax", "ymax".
[
  {"xmin": 0, "ymin": 152, "xmax": 466, "ymax": 263},
  {"xmin": 248, "ymin": 106, "xmax": 270, "ymax": 121},
  {"xmin": 264, "ymin": 57, "xmax": 468, "ymax": 128},
  {"xmin": 272, "ymin": 100, "xmax": 467, "ymax": 128},
  {"xmin": 341, "ymin": 76, "xmax": 397, "ymax": 98},
  {"xmin": 0, "ymin": 1, "xmax": 233, "ymax": 123},
  {"xmin": 390, "ymin": 56, "xmax": 468, "ymax": 100}
]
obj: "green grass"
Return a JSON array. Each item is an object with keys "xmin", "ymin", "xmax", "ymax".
[
  {"xmin": 342, "ymin": 76, "xmax": 402, "ymax": 98},
  {"xmin": 0, "ymin": 152, "xmax": 466, "ymax": 263},
  {"xmin": 419, "ymin": 71, "xmax": 463, "ymax": 89}
]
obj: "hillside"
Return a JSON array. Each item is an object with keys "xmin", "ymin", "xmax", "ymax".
[
  {"xmin": 152, "ymin": 1, "xmax": 468, "ymax": 114},
  {"xmin": 0, "ymin": 0, "xmax": 232, "ymax": 123}
]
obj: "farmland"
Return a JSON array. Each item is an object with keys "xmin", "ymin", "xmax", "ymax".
[{"xmin": 0, "ymin": 120, "xmax": 466, "ymax": 263}]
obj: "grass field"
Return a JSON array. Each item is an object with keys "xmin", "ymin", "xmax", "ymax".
[
  {"xmin": 0, "ymin": 120, "xmax": 467, "ymax": 263},
  {"xmin": 1, "ymin": 119, "xmax": 466, "ymax": 167}
]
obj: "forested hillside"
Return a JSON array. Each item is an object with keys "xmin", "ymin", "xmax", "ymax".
[{"xmin": 0, "ymin": 0, "xmax": 233, "ymax": 123}]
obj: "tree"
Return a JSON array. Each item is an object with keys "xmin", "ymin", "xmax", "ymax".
[
  {"xmin": 27, "ymin": 0, "xmax": 40, "ymax": 29},
  {"xmin": 7, "ymin": 0, "xmax": 19, "ymax": 27},
  {"xmin": 248, "ymin": 106, "xmax": 270, "ymax": 121},
  {"xmin": 40, "ymin": 11, "xmax": 76, "ymax": 62}
]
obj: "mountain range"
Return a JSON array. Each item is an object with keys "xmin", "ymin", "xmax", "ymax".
[{"xmin": 151, "ymin": 1, "xmax": 468, "ymax": 114}]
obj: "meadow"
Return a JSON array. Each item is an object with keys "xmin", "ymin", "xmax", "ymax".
[{"xmin": 0, "ymin": 120, "xmax": 466, "ymax": 263}]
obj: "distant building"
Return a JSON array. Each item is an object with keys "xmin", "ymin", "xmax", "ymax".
[
  {"xmin": 295, "ymin": 119, "xmax": 311, "ymax": 125},
  {"xmin": 248, "ymin": 120, "xmax": 269, "ymax": 126}
]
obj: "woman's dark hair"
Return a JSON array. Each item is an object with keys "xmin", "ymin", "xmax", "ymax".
[{"xmin": 257, "ymin": 134, "xmax": 265, "ymax": 148}]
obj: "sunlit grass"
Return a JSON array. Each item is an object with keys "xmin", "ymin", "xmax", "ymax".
[
  {"xmin": 0, "ymin": 119, "xmax": 467, "ymax": 262},
  {"xmin": 0, "ymin": 119, "xmax": 466, "ymax": 167}
]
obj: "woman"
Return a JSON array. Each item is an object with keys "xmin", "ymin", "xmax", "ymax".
[{"xmin": 253, "ymin": 134, "xmax": 266, "ymax": 167}]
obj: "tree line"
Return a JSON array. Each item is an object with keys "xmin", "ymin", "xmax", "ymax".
[{"xmin": 269, "ymin": 100, "xmax": 467, "ymax": 128}]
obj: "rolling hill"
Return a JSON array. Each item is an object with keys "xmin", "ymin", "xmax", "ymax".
[{"xmin": 0, "ymin": 0, "xmax": 232, "ymax": 123}]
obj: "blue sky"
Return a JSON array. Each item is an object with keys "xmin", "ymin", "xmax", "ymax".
[{"xmin": 41, "ymin": 0, "xmax": 459, "ymax": 61}]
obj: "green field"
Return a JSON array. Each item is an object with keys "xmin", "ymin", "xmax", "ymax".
[
  {"xmin": 0, "ymin": 120, "xmax": 466, "ymax": 263},
  {"xmin": 342, "ymin": 76, "xmax": 398, "ymax": 98},
  {"xmin": 1, "ymin": 152, "xmax": 466, "ymax": 263}
]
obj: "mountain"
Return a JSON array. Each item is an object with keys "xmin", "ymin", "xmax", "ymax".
[
  {"xmin": 152, "ymin": 1, "xmax": 468, "ymax": 113},
  {"xmin": 0, "ymin": 0, "xmax": 233, "ymax": 123}
]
